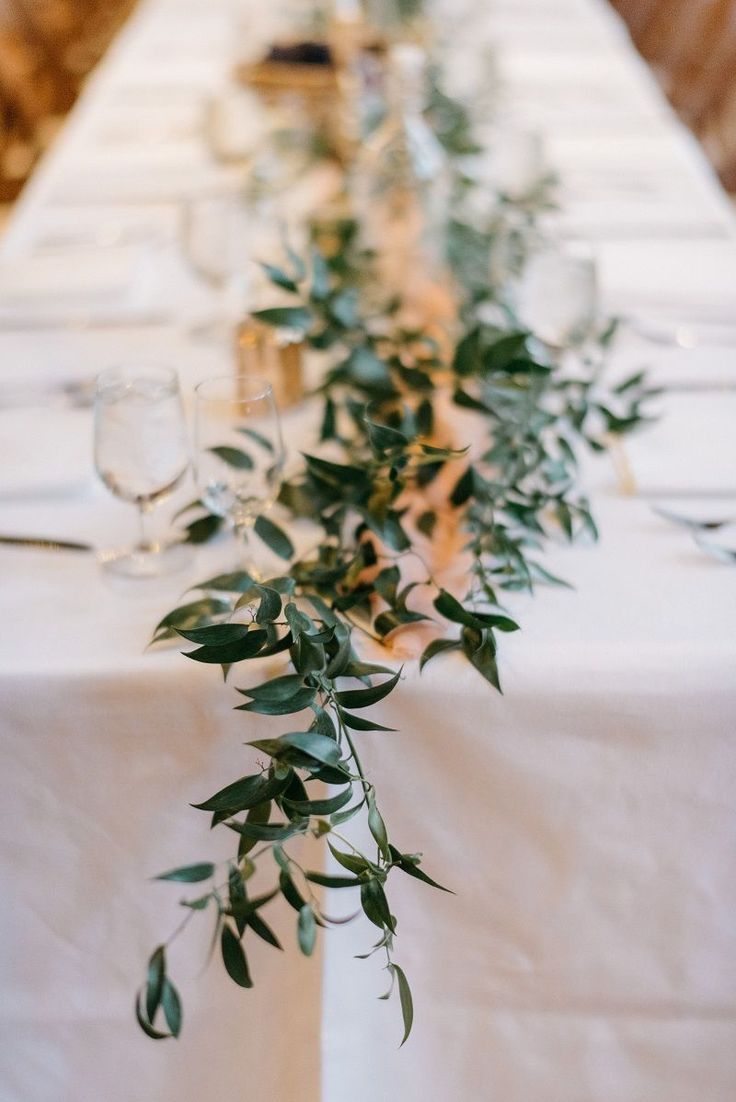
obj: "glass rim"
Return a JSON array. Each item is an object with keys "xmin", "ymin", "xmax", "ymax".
[
  {"xmin": 95, "ymin": 363, "xmax": 180, "ymax": 394},
  {"xmin": 194, "ymin": 373, "xmax": 275, "ymax": 404}
]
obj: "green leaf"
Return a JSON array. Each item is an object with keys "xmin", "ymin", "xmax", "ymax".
[
  {"xmin": 208, "ymin": 446, "xmax": 253, "ymax": 470},
  {"xmin": 279, "ymin": 867, "xmax": 307, "ymax": 913},
  {"xmin": 346, "ymin": 346, "xmax": 391, "ymax": 386},
  {"xmin": 462, "ymin": 626, "xmax": 501, "ymax": 693},
  {"xmin": 181, "ymin": 893, "xmax": 212, "ymax": 910},
  {"xmin": 238, "ymin": 798, "xmax": 272, "ymax": 858},
  {"xmin": 419, "ymin": 638, "xmax": 461, "ymax": 672},
  {"xmin": 254, "ymin": 584, "xmax": 282, "ymax": 622},
  {"xmin": 195, "ymin": 571, "xmax": 257, "ymax": 593},
  {"xmin": 284, "ymin": 603, "xmax": 315, "ymax": 639},
  {"xmin": 236, "ymin": 670, "xmax": 304, "ymax": 696},
  {"xmin": 237, "ymin": 426, "xmax": 275, "ymax": 453},
  {"xmin": 363, "ymin": 510, "xmax": 410, "ymax": 552},
  {"xmin": 252, "ymin": 306, "xmax": 313, "ymax": 331},
  {"xmin": 374, "ymin": 608, "xmax": 428, "ymax": 639},
  {"xmin": 335, "ymin": 668, "xmax": 401, "ymax": 710},
  {"xmin": 221, "ymin": 925, "xmax": 253, "ymax": 988},
  {"xmin": 303, "ymin": 453, "xmax": 368, "ymax": 487},
  {"xmin": 155, "ymin": 863, "xmax": 215, "ymax": 883},
  {"xmin": 310, "ymin": 247, "xmax": 331, "ymax": 300},
  {"xmin": 254, "ymin": 516, "xmax": 294, "ymax": 560},
  {"xmin": 135, "ymin": 991, "xmax": 170, "ymax": 1040},
  {"xmin": 282, "ymin": 788, "xmax": 352, "ymax": 816},
  {"xmin": 260, "ymin": 262, "xmax": 299, "ymax": 293},
  {"xmin": 226, "ymin": 819, "xmax": 306, "ymax": 842},
  {"xmin": 177, "ymin": 623, "xmax": 249, "ymax": 647},
  {"xmin": 392, "ymin": 963, "xmax": 414, "ymax": 1046},
  {"xmin": 339, "ymin": 710, "xmax": 397, "ymax": 732},
  {"xmin": 365, "ymin": 417, "xmax": 408, "ymax": 454},
  {"xmin": 184, "ymin": 629, "xmax": 268, "ymax": 665},
  {"xmin": 247, "ymin": 912, "xmax": 282, "ymax": 950},
  {"xmin": 151, "ymin": 596, "xmax": 231, "ymax": 642},
  {"xmin": 182, "ymin": 513, "xmax": 224, "ymax": 545},
  {"xmin": 388, "ymin": 845, "xmax": 453, "ymax": 893},
  {"xmin": 192, "ymin": 772, "xmax": 290, "ymax": 814},
  {"xmin": 327, "ymin": 843, "xmax": 371, "ymax": 875},
  {"xmin": 305, "ymin": 872, "xmax": 362, "ymax": 889},
  {"xmin": 450, "ymin": 465, "xmax": 475, "ymax": 507},
  {"xmin": 368, "ymin": 793, "xmax": 391, "ymax": 862},
  {"xmin": 161, "ymin": 978, "xmax": 182, "ymax": 1038},
  {"xmin": 250, "ymin": 731, "xmax": 344, "ymax": 768},
  {"xmin": 555, "ymin": 501, "xmax": 574, "ymax": 540},
  {"xmin": 433, "ymin": 590, "xmax": 482, "ymax": 629},
  {"xmin": 145, "ymin": 946, "xmax": 166, "ymax": 1022},
  {"xmin": 298, "ymin": 904, "xmax": 317, "ymax": 956},
  {"xmin": 360, "ymin": 879, "xmax": 394, "ymax": 931},
  {"xmin": 416, "ymin": 510, "xmax": 437, "ymax": 538},
  {"xmin": 236, "ymin": 686, "xmax": 316, "ymax": 716}
]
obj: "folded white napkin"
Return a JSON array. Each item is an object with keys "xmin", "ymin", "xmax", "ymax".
[{"xmin": 0, "ymin": 245, "xmax": 162, "ymax": 325}]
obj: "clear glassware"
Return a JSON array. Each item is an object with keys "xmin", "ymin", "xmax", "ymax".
[
  {"xmin": 181, "ymin": 192, "xmax": 253, "ymax": 341},
  {"xmin": 194, "ymin": 374, "xmax": 286, "ymax": 575},
  {"xmin": 515, "ymin": 241, "xmax": 599, "ymax": 351},
  {"xmin": 478, "ymin": 125, "xmax": 546, "ymax": 203},
  {"xmin": 94, "ymin": 364, "xmax": 191, "ymax": 577},
  {"xmin": 353, "ymin": 43, "xmax": 451, "ymax": 308},
  {"xmin": 203, "ymin": 87, "xmax": 268, "ymax": 167}
]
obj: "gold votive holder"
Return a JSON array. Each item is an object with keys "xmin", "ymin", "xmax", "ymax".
[{"xmin": 235, "ymin": 319, "xmax": 305, "ymax": 409}]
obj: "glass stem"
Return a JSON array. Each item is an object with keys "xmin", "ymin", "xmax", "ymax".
[
  {"xmin": 137, "ymin": 502, "xmax": 154, "ymax": 553},
  {"xmin": 235, "ymin": 520, "xmax": 258, "ymax": 579}
]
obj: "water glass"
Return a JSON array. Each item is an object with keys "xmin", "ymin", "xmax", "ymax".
[
  {"xmin": 94, "ymin": 364, "xmax": 191, "ymax": 577},
  {"xmin": 194, "ymin": 374, "xmax": 285, "ymax": 574},
  {"xmin": 515, "ymin": 241, "xmax": 598, "ymax": 350}
]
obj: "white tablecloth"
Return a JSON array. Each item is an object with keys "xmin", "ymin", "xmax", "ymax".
[{"xmin": 1, "ymin": 0, "xmax": 735, "ymax": 1099}]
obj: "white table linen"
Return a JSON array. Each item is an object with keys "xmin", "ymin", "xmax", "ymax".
[{"xmin": 1, "ymin": 0, "xmax": 735, "ymax": 1099}]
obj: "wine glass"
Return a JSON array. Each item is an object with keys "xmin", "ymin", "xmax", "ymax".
[
  {"xmin": 94, "ymin": 364, "xmax": 191, "ymax": 577},
  {"xmin": 480, "ymin": 125, "xmax": 546, "ymax": 203},
  {"xmin": 514, "ymin": 241, "xmax": 599, "ymax": 352},
  {"xmin": 194, "ymin": 374, "xmax": 285, "ymax": 575},
  {"xmin": 181, "ymin": 192, "xmax": 253, "ymax": 341}
]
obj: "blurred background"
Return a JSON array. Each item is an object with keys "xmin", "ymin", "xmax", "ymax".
[{"xmin": 1, "ymin": 0, "xmax": 736, "ymax": 208}]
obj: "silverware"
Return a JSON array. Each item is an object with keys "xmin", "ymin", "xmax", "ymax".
[
  {"xmin": 0, "ymin": 535, "xmax": 94, "ymax": 552},
  {"xmin": 0, "ymin": 378, "xmax": 97, "ymax": 410},
  {"xmin": 652, "ymin": 506, "xmax": 735, "ymax": 531},
  {"xmin": 694, "ymin": 534, "xmax": 736, "ymax": 564},
  {"xmin": 625, "ymin": 315, "xmax": 736, "ymax": 349}
]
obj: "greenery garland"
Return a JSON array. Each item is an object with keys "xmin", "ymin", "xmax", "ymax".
[{"xmin": 135, "ymin": 58, "xmax": 655, "ymax": 1046}]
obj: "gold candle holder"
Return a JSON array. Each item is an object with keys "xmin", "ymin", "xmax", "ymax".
[{"xmin": 235, "ymin": 319, "xmax": 305, "ymax": 409}]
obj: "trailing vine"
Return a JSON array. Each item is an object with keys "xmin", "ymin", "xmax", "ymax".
[{"xmin": 135, "ymin": 52, "xmax": 655, "ymax": 1046}]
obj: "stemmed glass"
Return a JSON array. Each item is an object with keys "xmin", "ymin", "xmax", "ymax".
[
  {"xmin": 515, "ymin": 240, "xmax": 599, "ymax": 354},
  {"xmin": 194, "ymin": 374, "xmax": 285, "ymax": 575},
  {"xmin": 181, "ymin": 192, "xmax": 253, "ymax": 341},
  {"xmin": 94, "ymin": 364, "xmax": 191, "ymax": 577}
]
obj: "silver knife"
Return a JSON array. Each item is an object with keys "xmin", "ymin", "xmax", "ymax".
[{"xmin": 0, "ymin": 535, "xmax": 93, "ymax": 552}]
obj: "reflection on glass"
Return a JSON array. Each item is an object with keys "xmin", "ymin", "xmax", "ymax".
[
  {"xmin": 194, "ymin": 374, "xmax": 285, "ymax": 574},
  {"xmin": 94, "ymin": 364, "xmax": 191, "ymax": 577}
]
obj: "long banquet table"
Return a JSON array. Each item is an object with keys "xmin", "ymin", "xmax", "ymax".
[{"xmin": 1, "ymin": 0, "xmax": 735, "ymax": 1099}]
